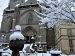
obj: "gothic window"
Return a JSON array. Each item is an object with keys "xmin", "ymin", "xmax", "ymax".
[
  {"xmin": 67, "ymin": 29, "xmax": 72, "ymax": 37},
  {"xmin": 28, "ymin": 13, "xmax": 33, "ymax": 24},
  {"xmin": 70, "ymin": 48, "xmax": 73, "ymax": 53},
  {"xmin": 69, "ymin": 40, "xmax": 73, "ymax": 47},
  {"xmin": 69, "ymin": 39, "xmax": 73, "ymax": 53},
  {"xmin": 67, "ymin": 29, "xmax": 73, "ymax": 53}
]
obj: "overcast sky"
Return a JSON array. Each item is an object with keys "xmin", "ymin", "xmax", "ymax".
[{"xmin": 0, "ymin": 0, "xmax": 9, "ymax": 27}]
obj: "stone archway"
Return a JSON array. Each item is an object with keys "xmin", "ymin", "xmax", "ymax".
[
  {"xmin": 22, "ymin": 26, "xmax": 37, "ymax": 36},
  {"xmin": 22, "ymin": 26, "xmax": 37, "ymax": 43}
]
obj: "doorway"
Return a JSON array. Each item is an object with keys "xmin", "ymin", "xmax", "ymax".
[{"xmin": 25, "ymin": 36, "xmax": 32, "ymax": 44}]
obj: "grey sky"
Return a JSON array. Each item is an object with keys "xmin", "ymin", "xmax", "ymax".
[{"xmin": 0, "ymin": 0, "xmax": 9, "ymax": 26}]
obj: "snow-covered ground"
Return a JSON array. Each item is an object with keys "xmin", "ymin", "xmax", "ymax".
[
  {"xmin": 1, "ymin": 51, "xmax": 75, "ymax": 56},
  {"xmin": 0, "ymin": 44, "xmax": 75, "ymax": 56}
]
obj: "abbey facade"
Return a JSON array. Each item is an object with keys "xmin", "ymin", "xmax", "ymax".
[
  {"xmin": 1, "ymin": 0, "xmax": 55, "ymax": 50},
  {"xmin": 1, "ymin": 0, "xmax": 75, "ymax": 54}
]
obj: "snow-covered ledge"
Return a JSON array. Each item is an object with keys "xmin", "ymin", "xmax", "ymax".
[{"xmin": 50, "ymin": 49, "xmax": 61, "ymax": 54}]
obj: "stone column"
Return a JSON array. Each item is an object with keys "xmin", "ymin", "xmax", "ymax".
[
  {"xmin": 14, "ymin": 4, "xmax": 20, "ymax": 25},
  {"xmin": 12, "ymin": 19, "xmax": 16, "ymax": 30}
]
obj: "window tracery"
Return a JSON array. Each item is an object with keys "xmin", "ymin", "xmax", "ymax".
[{"xmin": 28, "ymin": 13, "xmax": 33, "ymax": 24}]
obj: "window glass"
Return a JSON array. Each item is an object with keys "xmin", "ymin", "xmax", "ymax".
[
  {"xmin": 28, "ymin": 13, "xmax": 33, "ymax": 24},
  {"xmin": 67, "ymin": 29, "xmax": 72, "ymax": 37}
]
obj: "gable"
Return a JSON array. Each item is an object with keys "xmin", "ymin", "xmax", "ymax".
[{"xmin": 19, "ymin": 8, "xmax": 40, "ymax": 25}]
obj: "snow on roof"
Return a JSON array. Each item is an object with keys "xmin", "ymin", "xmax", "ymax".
[{"xmin": 5, "ymin": 9, "xmax": 14, "ymax": 11}]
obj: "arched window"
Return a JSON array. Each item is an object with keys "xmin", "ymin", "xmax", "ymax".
[
  {"xmin": 28, "ymin": 13, "xmax": 33, "ymax": 24},
  {"xmin": 22, "ymin": 26, "xmax": 37, "ymax": 44}
]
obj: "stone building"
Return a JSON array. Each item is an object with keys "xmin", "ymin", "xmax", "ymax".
[
  {"xmin": 1, "ymin": 0, "xmax": 55, "ymax": 50},
  {"xmin": 55, "ymin": 21, "xmax": 75, "ymax": 54},
  {"xmin": 1, "ymin": 0, "xmax": 75, "ymax": 54}
]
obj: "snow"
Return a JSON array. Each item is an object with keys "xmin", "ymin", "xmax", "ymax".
[
  {"xmin": 31, "ymin": 36, "xmax": 35, "ymax": 39},
  {"xmin": 15, "ymin": 4, "xmax": 20, "ymax": 7},
  {"xmin": 2, "ymin": 49, "xmax": 12, "ymax": 56},
  {"xmin": 0, "ymin": 44, "xmax": 75, "ymax": 56},
  {"xmin": 34, "ymin": 10, "xmax": 47, "ymax": 17},
  {"xmin": 30, "ymin": 44, "xmax": 35, "ymax": 51},
  {"xmin": 15, "ymin": 25, "xmax": 21, "ymax": 31},
  {"xmin": 58, "ymin": 0, "xmax": 62, "ymax": 3},
  {"xmin": 9, "ymin": 31, "xmax": 24, "ymax": 40},
  {"xmin": 71, "ymin": 7, "xmax": 75, "ymax": 11},
  {"xmin": 22, "ymin": 44, "xmax": 30, "ymax": 52},
  {"xmin": 9, "ymin": 25, "xmax": 24, "ymax": 40},
  {"xmin": 50, "ymin": 50, "xmax": 61, "ymax": 54},
  {"xmin": 5, "ymin": 9, "xmax": 14, "ymax": 11},
  {"xmin": 1, "ymin": 0, "xmax": 75, "ymax": 56},
  {"xmin": 38, "ymin": 3, "xmax": 50, "ymax": 11},
  {"xmin": 35, "ymin": 0, "xmax": 75, "ymax": 28},
  {"xmin": 25, "ymin": 0, "xmax": 28, "ymax": 2},
  {"xmin": 38, "ymin": 23, "xmax": 45, "ymax": 25},
  {"xmin": 0, "ymin": 49, "xmax": 3, "ymax": 52}
]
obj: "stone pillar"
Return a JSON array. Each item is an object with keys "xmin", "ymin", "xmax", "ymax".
[
  {"xmin": 14, "ymin": 4, "xmax": 20, "ymax": 25},
  {"xmin": 12, "ymin": 19, "xmax": 16, "ymax": 30}
]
